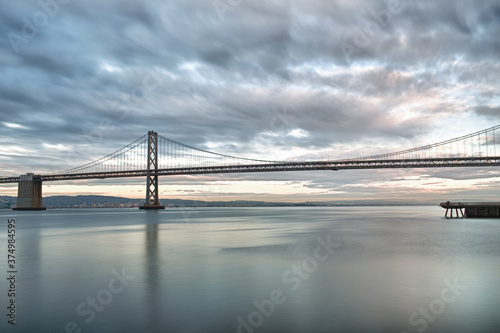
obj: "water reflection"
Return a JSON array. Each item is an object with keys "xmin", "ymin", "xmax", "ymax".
[
  {"xmin": 20, "ymin": 220, "xmax": 43, "ymax": 324},
  {"xmin": 2, "ymin": 207, "xmax": 500, "ymax": 333},
  {"xmin": 144, "ymin": 213, "xmax": 160, "ymax": 331}
]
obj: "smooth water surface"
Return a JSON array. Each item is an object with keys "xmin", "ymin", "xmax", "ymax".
[{"xmin": 1, "ymin": 206, "xmax": 500, "ymax": 333}]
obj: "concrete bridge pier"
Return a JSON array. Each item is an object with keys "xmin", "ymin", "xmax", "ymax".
[{"xmin": 13, "ymin": 173, "xmax": 46, "ymax": 211}]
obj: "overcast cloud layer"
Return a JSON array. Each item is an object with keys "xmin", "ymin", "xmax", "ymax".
[{"xmin": 1, "ymin": 0, "xmax": 499, "ymax": 201}]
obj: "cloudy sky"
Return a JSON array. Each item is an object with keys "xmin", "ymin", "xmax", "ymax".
[{"xmin": 1, "ymin": 0, "xmax": 499, "ymax": 203}]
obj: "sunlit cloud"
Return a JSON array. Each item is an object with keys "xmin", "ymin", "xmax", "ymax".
[{"xmin": 2, "ymin": 122, "xmax": 29, "ymax": 130}]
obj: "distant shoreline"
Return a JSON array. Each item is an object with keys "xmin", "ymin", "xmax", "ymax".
[{"xmin": 1, "ymin": 194, "xmax": 442, "ymax": 209}]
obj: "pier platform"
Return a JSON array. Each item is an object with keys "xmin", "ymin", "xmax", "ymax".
[{"xmin": 440, "ymin": 201, "xmax": 500, "ymax": 218}]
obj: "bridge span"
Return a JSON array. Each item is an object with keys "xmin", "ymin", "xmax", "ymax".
[{"xmin": 2, "ymin": 124, "xmax": 500, "ymax": 210}]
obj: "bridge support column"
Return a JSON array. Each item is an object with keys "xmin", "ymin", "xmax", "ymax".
[
  {"xmin": 140, "ymin": 131, "xmax": 165, "ymax": 210},
  {"xmin": 13, "ymin": 173, "xmax": 46, "ymax": 211}
]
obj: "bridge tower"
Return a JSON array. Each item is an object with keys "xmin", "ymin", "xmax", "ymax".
[
  {"xmin": 13, "ymin": 173, "xmax": 46, "ymax": 210},
  {"xmin": 139, "ymin": 131, "xmax": 165, "ymax": 210}
]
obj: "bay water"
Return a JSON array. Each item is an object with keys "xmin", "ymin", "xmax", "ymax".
[{"xmin": 1, "ymin": 206, "xmax": 500, "ymax": 333}]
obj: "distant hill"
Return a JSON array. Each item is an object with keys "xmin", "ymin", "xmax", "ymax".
[
  {"xmin": 43, "ymin": 195, "xmax": 294, "ymax": 207},
  {"xmin": 1, "ymin": 194, "xmax": 292, "ymax": 208}
]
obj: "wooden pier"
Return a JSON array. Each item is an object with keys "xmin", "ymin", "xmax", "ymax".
[{"xmin": 440, "ymin": 201, "xmax": 500, "ymax": 218}]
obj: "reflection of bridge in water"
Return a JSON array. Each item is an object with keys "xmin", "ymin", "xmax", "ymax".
[
  {"xmin": 145, "ymin": 219, "xmax": 160, "ymax": 331},
  {"xmin": 2, "ymin": 124, "xmax": 500, "ymax": 210}
]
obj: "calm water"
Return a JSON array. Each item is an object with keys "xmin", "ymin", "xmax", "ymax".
[{"xmin": 1, "ymin": 206, "xmax": 500, "ymax": 333}]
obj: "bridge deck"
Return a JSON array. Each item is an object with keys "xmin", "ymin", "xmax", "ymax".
[{"xmin": 2, "ymin": 156, "xmax": 500, "ymax": 184}]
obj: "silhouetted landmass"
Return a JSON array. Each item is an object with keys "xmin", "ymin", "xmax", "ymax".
[{"xmin": 0, "ymin": 195, "xmax": 432, "ymax": 208}]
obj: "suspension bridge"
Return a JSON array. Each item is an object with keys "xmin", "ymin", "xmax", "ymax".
[{"xmin": 1, "ymin": 125, "xmax": 500, "ymax": 210}]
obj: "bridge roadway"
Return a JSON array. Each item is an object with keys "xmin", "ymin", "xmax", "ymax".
[{"xmin": 2, "ymin": 156, "xmax": 500, "ymax": 183}]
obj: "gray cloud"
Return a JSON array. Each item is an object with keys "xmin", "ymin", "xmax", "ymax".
[{"xmin": 475, "ymin": 106, "xmax": 500, "ymax": 119}]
